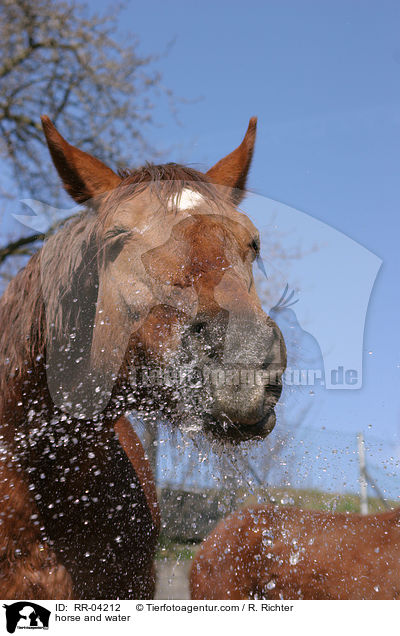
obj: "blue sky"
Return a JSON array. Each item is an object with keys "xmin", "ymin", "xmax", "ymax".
[
  {"xmin": 85, "ymin": 0, "xmax": 400, "ymax": 495},
  {"xmin": 4, "ymin": 0, "xmax": 400, "ymax": 496}
]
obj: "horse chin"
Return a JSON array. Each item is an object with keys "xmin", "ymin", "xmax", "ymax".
[{"xmin": 203, "ymin": 409, "xmax": 276, "ymax": 444}]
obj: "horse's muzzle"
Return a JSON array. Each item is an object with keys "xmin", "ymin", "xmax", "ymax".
[
  {"xmin": 204, "ymin": 363, "xmax": 284, "ymax": 442},
  {"xmin": 203, "ymin": 406, "xmax": 277, "ymax": 443},
  {"xmin": 180, "ymin": 311, "xmax": 287, "ymax": 442}
]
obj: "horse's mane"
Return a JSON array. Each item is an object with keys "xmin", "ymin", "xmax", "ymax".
[
  {"xmin": 0, "ymin": 162, "xmax": 223, "ymax": 394},
  {"xmin": 0, "ymin": 250, "xmax": 44, "ymax": 391},
  {"xmin": 0, "ymin": 214, "xmax": 99, "ymax": 393}
]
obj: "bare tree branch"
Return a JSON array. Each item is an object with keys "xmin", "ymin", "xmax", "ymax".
[
  {"xmin": 0, "ymin": 232, "xmax": 44, "ymax": 265},
  {"xmin": 0, "ymin": 0, "xmax": 169, "ymax": 202},
  {"xmin": 0, "ymin": 0, "xmax": 176, "ymax": 282}
]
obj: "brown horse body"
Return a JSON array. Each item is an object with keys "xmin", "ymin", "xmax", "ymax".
[
  {"xmin": 0, "ymin": 117, "xmax": 286, "ymax": 598},
  {"xmin": 190, "ymin": 504, "xmax": 400, "ymax": 600}
]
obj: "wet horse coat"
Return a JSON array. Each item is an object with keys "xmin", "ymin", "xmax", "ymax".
[
  {"xmin": 0, "ymin": 117, "xmax": 286, "ymax": 598},
  {"xmin": 190, "ymin": 504, "xmax": 400, "ymax": 600}
]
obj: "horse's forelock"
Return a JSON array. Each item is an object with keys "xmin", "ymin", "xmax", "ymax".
[{"xmin": 102, "ymin": 162, "xmax": 225, "ymax": 223}]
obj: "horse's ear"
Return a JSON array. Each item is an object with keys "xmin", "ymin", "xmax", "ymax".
[
  {"xmin": 206, "ymin": 117, "xmax": 257, "ymax": 204},
  {"xmin": 41, "ymin": 115, "xmax": 121, "ymax": 205}
]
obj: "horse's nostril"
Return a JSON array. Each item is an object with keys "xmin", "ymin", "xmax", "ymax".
[{"xmin": 190, "ymin": 321, "xmax": 207, "ymax": 335}]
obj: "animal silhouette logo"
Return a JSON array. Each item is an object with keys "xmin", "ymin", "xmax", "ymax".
[{"xmin": 3, "ymin": 602, "xmax": 50, "ymax": 633}]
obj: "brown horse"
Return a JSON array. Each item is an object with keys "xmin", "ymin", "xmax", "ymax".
[
  {"xmin": 0, "ymin": 117, "xmax": 286, "ymax": 599},
  {"xmin": 190, "ymin": 503, "xmax": 400, "ymax": 600}
]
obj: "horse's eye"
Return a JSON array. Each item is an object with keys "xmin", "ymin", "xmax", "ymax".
[
  {"xmin": 104, "ymin": 230, "xmax": 129, "ymax": 263},
  {"xmin": 250, "ymin": 238, "xmax": 260, "ymax": 256},
  {"xmin": 106, "ymin": 239, "xmax": 125, "ymax": 263}
]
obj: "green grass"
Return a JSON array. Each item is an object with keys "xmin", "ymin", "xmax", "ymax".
[
  {"xmin": 156, "ymin": 535, "xmax": 198, "ymax": 561},
  {"xmin": 239, "ymin": 485, "xmax": 397, "ymax": 514}
]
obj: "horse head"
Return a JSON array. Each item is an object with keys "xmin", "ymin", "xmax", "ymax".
[{"xmin": 40, "ymin": 116, "xmax": 286, "ymax": 442}]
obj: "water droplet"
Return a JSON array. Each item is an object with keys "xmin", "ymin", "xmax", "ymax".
[{"xmin": 289, "ymin": 551, "xmax": 300, "ymax": 566}]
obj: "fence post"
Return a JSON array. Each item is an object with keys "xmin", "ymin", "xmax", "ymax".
[{"xmin": 357, "ymin": 432, "xmax": 368, "ymax": 515}]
